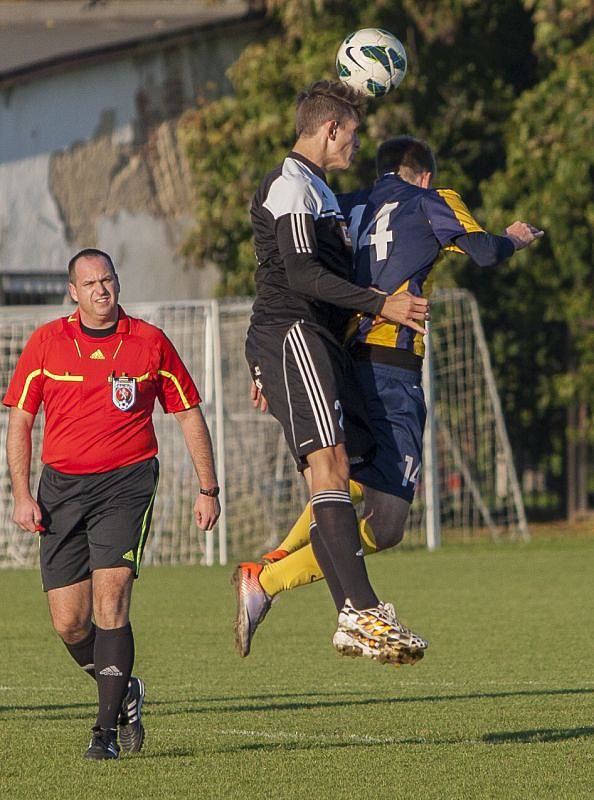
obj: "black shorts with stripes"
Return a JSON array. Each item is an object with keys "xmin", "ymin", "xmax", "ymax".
[{"xmin": 246, "ymin": 320, "xmax": 375, "ymax": 470}]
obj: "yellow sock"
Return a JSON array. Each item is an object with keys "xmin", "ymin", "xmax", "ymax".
[
  {"xmin": 259, "ymin": 545, "xmax": 324, "ymax": 595},
  {"xmin": 274, "ymin": 503, "xmax": 313, "ymax": 555},
  {"xmin": 358, "ymin": 516, "xmax": 378, "ymax": 555},
  {"xmin": 274, "ymin": 480, "xmax": 365, "ymax": 555},
  {"xmin": 349, "ymin": 479, "xmax": 365, "ymax": 506},
  {"xmin": 259, "ymin": 511, "xmax": 378, "ymax": 598}
]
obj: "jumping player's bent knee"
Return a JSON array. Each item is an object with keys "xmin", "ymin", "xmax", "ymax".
[
  {"xmin": 362, "ymin": 488, "xmax": 410, "ymax": 551},
  {"xmin": 373, "ymin": 525, "xmax": 405, "ymax": 551},
  {"xmin": 307, "ymin": 444, "xmax": 350, "ymax": 490}
]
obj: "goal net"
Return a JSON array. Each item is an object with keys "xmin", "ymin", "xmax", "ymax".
[{"xmin": 0, "ymin": 289, "xmax": 527, "ymax": 568}]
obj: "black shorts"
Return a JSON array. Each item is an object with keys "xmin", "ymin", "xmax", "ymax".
[
  {"xmin": 37, "ymin": 458, "xmax": 159, "ymax": 592},
  {"xmin": 246, "ymin": 320, "xmax": 375, "ymax": 469}
]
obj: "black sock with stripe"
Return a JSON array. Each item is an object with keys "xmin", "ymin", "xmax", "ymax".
[
  {"xmin": 63, "ymin": 624, "xmax": 97, "ymax": 680},
  {"xmin": 94, "ymin": 623, "xmax": 135, "ymax": 730},
  {"xmin": 311, "ymin": 490, "xmax": 378, "ymax": 611},
  {"xmin": 309, "ymin": 523, "xmax": 347, "ymax": 611}
]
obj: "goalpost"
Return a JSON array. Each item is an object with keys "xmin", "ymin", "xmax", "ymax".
[{"xmin": 0, "ymin": 289, "xmax": 527, "ymax": 569}]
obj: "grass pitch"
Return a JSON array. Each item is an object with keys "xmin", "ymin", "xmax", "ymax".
[{"xmin": 1, "ymin": 536, "xmax": 593, "ymax": 800}]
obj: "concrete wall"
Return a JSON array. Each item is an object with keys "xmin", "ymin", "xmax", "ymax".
[{"xmin": 0, "ymin": 29, "xmax": 252, "ymax": 303}]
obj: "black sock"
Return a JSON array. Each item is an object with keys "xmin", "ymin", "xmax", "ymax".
[
  {"xmin": 311, "ymin": 490, "xmax": 378, "ymax": 610},
  {"xmin": 310, "ymin": 523, "xmax": 347, "ymax": 611},
  {"xmin": 94, "ymin": 623, "xmax": 135, "ymax": 730},
  {"xmin": 63, "ymin": 625, "xmax": 97, "ymax": 680}
]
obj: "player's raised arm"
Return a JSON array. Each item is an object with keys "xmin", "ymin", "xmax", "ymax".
[
  {"xmin": 422, "ymin": 188, "xmax": 543, "ymax": 268},
  {"xmin": 503, "ymin": 220, "xmax": 544, "ymax": 250}
]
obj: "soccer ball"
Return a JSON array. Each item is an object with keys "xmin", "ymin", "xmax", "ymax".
[{"xmin": 336, "ymin": 28, "xmax": 407, "ymax": 98}]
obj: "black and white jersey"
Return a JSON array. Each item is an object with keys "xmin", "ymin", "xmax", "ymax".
[{"xmin": 250, "ymin": 151, "xmax": 384, "ymax": 341}]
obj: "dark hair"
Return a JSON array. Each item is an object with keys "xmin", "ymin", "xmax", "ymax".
[
  {"xmin": 376, "ymin": 136, "xmax": 437, "ymax": 180},
  {"xmin": 68, "ymin": 248, "xmax": 115, "ymax": 283},
  {"xmin": 295, "ymin": 80, "xmax": 366, "ymax": 138}
]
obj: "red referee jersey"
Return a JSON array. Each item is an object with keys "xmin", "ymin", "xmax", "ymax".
[{"xmin": 2, "ymin": 307, "xmax": 201, "ymax": 474}]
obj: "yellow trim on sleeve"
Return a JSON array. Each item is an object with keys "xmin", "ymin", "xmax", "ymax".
[
  {"xmin": 437, "ymin": 189, "xmax": 485, "ymax": 235},
  {"xmin": 17, "ymin": 369, "xmax": 42, "ymax": 409},
  {"xmin": 42, "ymin": 369, "xmax": 84, "ymax": 381},
  {"xmin": 136, "ymin": 372, "xmax": 151, "ymax": 383},
  {"xmin": 73, "ymin": 339, "xmax": 82, "ymax": 359},
  {"xmin": 158, "ymin": 369, "xmax": 190, "ymax": 409},
  {"xmin": 443, "ymin": 243, "xmax": 466, "ymax": 255}
]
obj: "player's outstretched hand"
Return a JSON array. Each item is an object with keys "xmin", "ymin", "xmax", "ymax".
[
  {"xmin": 250, "ymin": 380, "xmax": 268, "ymax": 413},
  {"xmin": 194, "ymin": 494, "xmax": 220, "ymax": 531},
  {"xmin": 379, "ymin": 291, "xmax": 429, "ymax": 335},
  {"xmin": 13, "ymin": 494, "xmax": 44, "ymax": 533},
  {"xmin": 505, "ymin": 220, "xmax": 544, "ymax": 250}
]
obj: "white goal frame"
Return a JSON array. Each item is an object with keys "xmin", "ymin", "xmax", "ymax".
[{"xmin": 0, "ymin": 289, "xmax": 528, "ymax": 569}]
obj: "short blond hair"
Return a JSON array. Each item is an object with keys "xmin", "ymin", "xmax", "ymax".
[{"xmin": 296, "ymin": 80, "xmax": 366, "ymax": 138}]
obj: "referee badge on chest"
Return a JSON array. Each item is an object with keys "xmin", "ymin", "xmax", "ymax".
[{"xmin": 112, "ymin": 375, "xmax": 136, "ymax": 411}]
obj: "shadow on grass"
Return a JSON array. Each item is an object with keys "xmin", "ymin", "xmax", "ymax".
[
  {"xmin": 214, "ymin": 724, "xmax": 594, "ymax": 754},
  {"xmin": 0, "ymin": 690, "xmax": 371, "ymax": 721},
  {"xmin": 2, "ymin": 686, "xmax": 593, "ymax": 722},
  {"xmin": 484, "ymin": 726, "xmax": 594, "ymax": 744},
  {"xmin": 154, "ymin": 686, "xmax": 594, "ymax": 718},
  {"xmin": 0, "ymin": 701, "xmax": 94, "ymax": 714}
]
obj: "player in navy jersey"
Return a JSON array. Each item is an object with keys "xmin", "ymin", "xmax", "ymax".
[
  {"xmin": 238, "ymin": 136, "xmax": 543, "ymax": 663},
  {"xmin": 234, "ymin": 85, "xmax": 431, "ymax": 666}
]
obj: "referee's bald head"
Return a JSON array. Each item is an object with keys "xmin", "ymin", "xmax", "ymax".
[{"xmin": 68, "ymin": 248, "xmax": 116, "ymax": 285}]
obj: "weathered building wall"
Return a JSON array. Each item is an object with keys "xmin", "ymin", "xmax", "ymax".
[{"xmin": 0, "ymin": 30, "xmax": 252, "ymax": 302}]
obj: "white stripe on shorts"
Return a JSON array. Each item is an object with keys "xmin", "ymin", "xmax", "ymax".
[{"xmin": 286, "ymin": 324, "xmax": 335, "ymax": 448}]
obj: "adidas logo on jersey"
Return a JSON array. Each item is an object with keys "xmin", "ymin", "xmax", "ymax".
[
  {"xmin": 99, "ymin": 665, "xmax": 123, "ymax": 677},
  {"xmin": 90, "ymin": 349, "xmax": 106, "ymax": 360}
]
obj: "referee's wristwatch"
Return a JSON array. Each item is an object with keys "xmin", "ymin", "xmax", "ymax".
[{"xmin": 200, "ymin": 486, "xmax": 220, "ymax": 497}]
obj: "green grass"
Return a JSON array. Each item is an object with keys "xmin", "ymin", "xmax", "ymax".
[{"xmin": 1, "ymin": 537, "xmax": 593, "ymax": 799}]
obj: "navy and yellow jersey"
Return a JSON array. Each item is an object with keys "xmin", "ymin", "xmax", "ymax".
[{"xmin": 339, "ymin": 174, "xmax": 514, "ymax": 357}]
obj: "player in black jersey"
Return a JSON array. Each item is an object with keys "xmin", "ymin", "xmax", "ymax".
[{"xmin": 234, "ymin": 82, "xmax": 429, "ymax": 664}]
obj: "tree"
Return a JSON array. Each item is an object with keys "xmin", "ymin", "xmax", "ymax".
[
  {"xmin": 180, "ymin": 0, "xmax": 535, "ymax": 293},
  {"xmin": 180, "ymin": 0, "xmax": 592, "ymax": 514},
  {"xmin": 475, "ymin": 34, "xmax": 594, "ymax": 515}
]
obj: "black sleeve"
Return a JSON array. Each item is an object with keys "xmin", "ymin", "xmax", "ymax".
[
  {"xmin": 454, "ymin": 231, "xmax": 515, "ymax": 267},
  {"xmin": 276, "ymin": 212, "xmax": 385, "ymax": 315},
  {"xmin": 284, "ymin": 252, "xmax": 385, "ymax": 314}
]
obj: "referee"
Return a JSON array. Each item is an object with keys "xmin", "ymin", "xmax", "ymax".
[{"xmin": 3, "ymin": 249, "xmax": 220, "ymax": 760}]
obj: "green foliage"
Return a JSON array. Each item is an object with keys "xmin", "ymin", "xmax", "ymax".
[
  {"xmin": 180, "ymin": 0, "xmax": 535, "ymax": 292},
  {"xmin": 469, "ymin": 36, "xmax": 594, "ymax": 471},
  {"xmin": 181, "ymin": 0, "xmax": 593, "ymax": 493}
]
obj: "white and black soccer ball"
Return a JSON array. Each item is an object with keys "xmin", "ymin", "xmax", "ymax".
[{"xmin": 336, "ymin": 28, "xmax": 407, "ymax": 98}]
